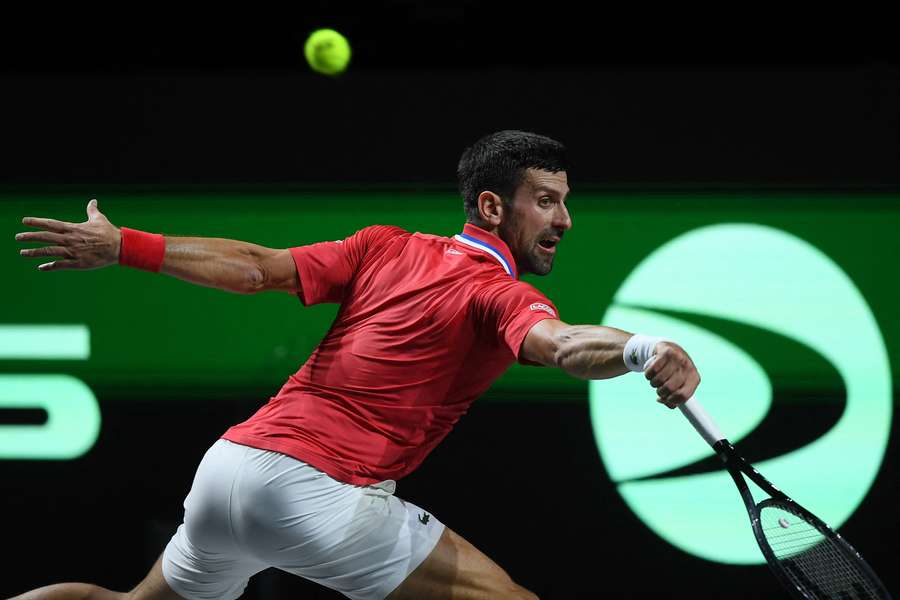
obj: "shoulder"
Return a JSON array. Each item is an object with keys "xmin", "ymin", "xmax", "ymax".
[
  {"xmin": 410, "ymin": 231, "xmax": 448, "ymax": 243},
  {"xmin": 344, "ymin": 225, "xmax": 411, "ymax": 255},
  {"xmin": 473, "ymin": 275, "xmax": 556, "ymax": 311},
  {"xmin": 477, "ymin": 275, "xmax": 546, "ymax": 296},
  {"xmin": 355, "ymin": 224, "xmax": 409, "ymax": 242}
]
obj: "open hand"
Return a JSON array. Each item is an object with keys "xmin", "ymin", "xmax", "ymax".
[
  {"xmin": 16, "ymin": 199, "xmax": 121, "ymax": 271},
  {"xmin": 645, "ymin": 341, "xmax": 701, "ymax": 409}
]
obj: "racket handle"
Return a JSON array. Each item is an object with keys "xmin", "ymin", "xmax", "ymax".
[
  {"xmin": 678, "ymin": 397, "xmax": 725, "ymax": 447},
  {"xmin": 641, "ymin": 355, "xmax": 725, "ymax": 446}
]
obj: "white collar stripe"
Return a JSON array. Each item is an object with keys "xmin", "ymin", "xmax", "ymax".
[{"xmin": 453, "ymin": 234, "xmax": 514, "ymax": 277}]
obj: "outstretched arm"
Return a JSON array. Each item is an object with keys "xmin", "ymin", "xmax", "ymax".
[
  {"xmin": 16, "ymin": 199, "xmax": 299, "ymax": 295},
  {"xmin": 521, "ymin": 318, "xmax": 700, "ymax": 408}
]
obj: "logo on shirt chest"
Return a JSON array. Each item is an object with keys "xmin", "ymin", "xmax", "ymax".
[{"xmin": 446, "ymin": 248, "xmax": 464, "ymax": 255}]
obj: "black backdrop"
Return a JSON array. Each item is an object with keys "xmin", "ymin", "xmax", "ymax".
[
  {"xmin": 3, "ymin": 68, "xmax": 899, "ymax": 186},
  {"xmin": 3, "ymin": 9, "xmax": 898, "ymax": 600}
]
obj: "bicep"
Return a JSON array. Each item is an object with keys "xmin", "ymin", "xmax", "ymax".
[
  {"xmin": 253, "ymin": 247, "xmax": 302, "ymax": 295},
  {"xmin": 519, "ymin": 318, "xmax": 569, "ymax": 367}
]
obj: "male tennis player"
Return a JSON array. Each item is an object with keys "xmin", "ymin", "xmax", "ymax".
[{"xmin": 12, "ymin": 130, "xmax": 699, "ymax": 600}]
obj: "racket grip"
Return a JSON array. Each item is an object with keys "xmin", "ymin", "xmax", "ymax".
[
  {"xmin": 641, "ymin": 355, "xmax": 725, "ymax": 446},
  {"xmin": 678, "ymin": 397, "xmax": 725, "ymax": 447}
]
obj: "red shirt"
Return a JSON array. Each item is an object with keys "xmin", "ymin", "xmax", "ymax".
[{"xmin": 222, "ymin": 223, "xmax": 560, "ymax": 485}]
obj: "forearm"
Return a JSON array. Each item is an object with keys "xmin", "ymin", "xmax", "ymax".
[
  {"xmin": 553, "ymin": 324, "xmax": 633, "ymax": 380},
  {"xmin": 156, "ymin": 235, "xmax": 265, "ymax": 294},
  {"xmin": 526, "ymin": 318, "xmax": 700, "ymax": 407}
]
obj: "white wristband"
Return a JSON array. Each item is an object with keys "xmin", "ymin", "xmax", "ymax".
[{"xmin": 623, "ymin": 334, "xmax": 665, "ymax": 373}]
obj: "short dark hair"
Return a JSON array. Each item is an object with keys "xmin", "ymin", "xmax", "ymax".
[{"xmin": 457, "ymin": 130, "xmax": 568, "ymax": 223}]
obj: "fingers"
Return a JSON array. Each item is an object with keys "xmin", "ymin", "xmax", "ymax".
[
  {"xmin": 646, "ymin": 357, "xmax": 683, "ymax": 408},
  {"xmin": 86, "ymin": 198, "xmax": 100, "ymax": 219},
  {"xmin": 36, "ymin": 260, "xmax": 81, "ymax": 271},
  {"xmin": 21, "ymin": 217, "xmax": 72, "ymax": 233},
  {"xmin": 24, "ymin": 249, "xmax": 88, "ymax": 271},
  {"xmin": 645, "ymin": 356, "xmax": 675, "ymax": 387},
  {"xmin": 15, "ymin": 231, "xmax": 67, "ymax": 244},
  {"xmin": 20, "ymin": 246, "xmax": 73, "ymax": 259},
  {"xmin": 645, "ymin": 342, "xmax": 700, "ymax": 409},
  {"xmin": 659, "ymin": 378, "xmax": 699, "ymax": 409},
  {"xmin": 656, "ymin": 372, "xmax": 686, "ymax": 399},
  {"xmin": 657, "ymin": 385, "xmax": 688, "ymax": 409}
]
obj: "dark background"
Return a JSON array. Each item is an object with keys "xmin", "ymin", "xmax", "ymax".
[
  {"xmin": 3, "ymin": 5, "xmax": 898, "ymax": 599},
  {"xmin": 2, "ymin": 7, "xmax": 899, "ymax": 187}
]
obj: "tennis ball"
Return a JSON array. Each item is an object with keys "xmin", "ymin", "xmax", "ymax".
[{"xmin": 304, "ymin": 29, "xmax": 351, "ymax": 76}]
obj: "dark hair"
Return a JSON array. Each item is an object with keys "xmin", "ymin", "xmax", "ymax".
[{"xmin": 457, "ymin": 130, "xmax": 568, "ymax": 223}]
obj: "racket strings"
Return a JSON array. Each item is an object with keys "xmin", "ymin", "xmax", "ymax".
[{"xmin": 759, "ymin": 505, "xmax": 883, "ymax": 599}]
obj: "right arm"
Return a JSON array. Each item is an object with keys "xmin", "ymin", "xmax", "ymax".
[
  {"xmin": 521, "ymin": 318, "xmax": 701, "ymax": 408},
  {"xmin": 16, "ymin": 199, "xmax": 299, "ymax": 295}
]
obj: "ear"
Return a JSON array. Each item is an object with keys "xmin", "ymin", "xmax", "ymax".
[{"xmin": 476, "ymin": 191, "xmax": 504, "ymax": 227}]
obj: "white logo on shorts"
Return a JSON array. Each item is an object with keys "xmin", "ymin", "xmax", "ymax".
[{"xmin": 529, "ymin": 303, "xmax": 556, "ymax": 317}]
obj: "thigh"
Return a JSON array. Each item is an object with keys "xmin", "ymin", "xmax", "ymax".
[
  {"xmin": 240, "ymin": 456, "xmax": 444, "ymax": 600},
  {"xmin": 162, "ymin": 522, "xmax": 265, "ymax": 600},
  {"xmin": 387, "ymin": 527, "xmax": 537, "ymax": 600},
  {"xmin": 8, "ymin": 553, "xmax": 184, "ymax": 600},
  {"xmin": 161, "ymin": 440, "xmax": 266, "ymax": 600}
]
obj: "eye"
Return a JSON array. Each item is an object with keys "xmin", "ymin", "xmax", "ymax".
[{"xmin": 538, "ymin": 196, "xmax": 553, "ymax": 208}]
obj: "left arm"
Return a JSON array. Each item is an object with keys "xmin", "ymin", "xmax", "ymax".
[{"xmin": 521, "ymin": 319, "xmax": 701, "ymax": 408}]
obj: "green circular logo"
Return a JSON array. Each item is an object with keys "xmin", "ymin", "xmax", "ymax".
[{"xmin": 590, "ymin": 224, "xmax": 892, "ymax": 564}]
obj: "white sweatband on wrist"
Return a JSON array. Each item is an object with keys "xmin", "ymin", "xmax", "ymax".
[{"xmin": 623, "ymin": 334, "xmax": 665, "ymax": 373}]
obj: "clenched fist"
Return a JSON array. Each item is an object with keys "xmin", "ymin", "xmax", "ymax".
[
  {"xmin": 644, "ymin": 341, "xmax": 701, "ymax": 409},
  {"xmin": 16, "ymin": 199, "xmax": 121, "ymax": 271}
]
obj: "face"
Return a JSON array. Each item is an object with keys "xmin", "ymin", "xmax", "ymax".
[{"xmin": 499, "ymin": 168, "xmax": 572, "ymax": 275}]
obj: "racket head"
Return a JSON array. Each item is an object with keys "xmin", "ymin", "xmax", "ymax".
[
  {"xmin": 747, "ymin": 488, "xmax": 892, "ymax": 599},
  {"xmin": 713, "ymin": 442, "xmax": 892, "ymax": 599}
]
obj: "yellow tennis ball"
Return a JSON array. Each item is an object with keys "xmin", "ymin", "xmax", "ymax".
[{"xmin": 304, "ymin": 29, "xmax": 351, "ymax": 76}]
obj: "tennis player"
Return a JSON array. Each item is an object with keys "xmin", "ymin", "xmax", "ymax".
[{"xmin": 12, "ymin": 130, "xmax": 700, "ymax": 600}]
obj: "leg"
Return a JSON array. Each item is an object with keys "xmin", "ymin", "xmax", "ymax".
[
  {"xmin": 387, "ymin": 527, "xmax": 538, "ymax": 600},
  {"xmin": 9, "ymin": 440, "xmax": 253, "ymax": 600},
  {"xmin": 8, "ymin": 553, "xmax": 183, "ymax": 600}
]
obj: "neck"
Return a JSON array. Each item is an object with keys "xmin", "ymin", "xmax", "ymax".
[
  {"xmin": 468, "ymin": 220, "xmax": 500, "ymax": 237},
  {"xmin": 459, "ymin": 222, "xmax": 520, "ymax": 278}
]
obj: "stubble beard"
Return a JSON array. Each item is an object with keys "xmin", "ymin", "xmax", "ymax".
[
  {"xmin": 528, "ymin": 246, "xmax": 554, "ymax": 276},
  {"xmin": 500, "ymin": 217, "xmax": 555, "ymax": 276}
]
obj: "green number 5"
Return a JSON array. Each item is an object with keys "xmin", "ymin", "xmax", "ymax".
[{"xmin": 0, "ymin": 326, "xmax": 100, "ymax": 460}]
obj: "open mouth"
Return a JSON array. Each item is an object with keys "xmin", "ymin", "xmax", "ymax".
[{"xmin": 538, "ymin": 238, "xmax": 559, "ymax": 251}]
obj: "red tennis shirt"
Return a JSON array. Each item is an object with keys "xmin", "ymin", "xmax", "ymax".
[{"xmin": 222, "ymin": 223, "xmax": 560, "ymax": 485}]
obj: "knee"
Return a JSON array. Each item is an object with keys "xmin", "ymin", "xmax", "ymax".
[
  {"xmin": 78, "ymin": 584, "xmax": 127, "ymax": 600},
  {"xmin": 9, "ymin": 583, "xmax": 126, "ymax": 600},
  {"xmin": 89, "ymin": 585, "xmax": 127, "ymax": 600}
]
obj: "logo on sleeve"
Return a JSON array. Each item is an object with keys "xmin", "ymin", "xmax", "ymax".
[{"xmin": 529, "ymin": 303, "xmax": 556, "ymax": 317}]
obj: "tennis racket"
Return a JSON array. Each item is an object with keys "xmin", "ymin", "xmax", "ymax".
[{"xmin": 676, "ymin": 395, "xmax": 892, "ymax": 599}]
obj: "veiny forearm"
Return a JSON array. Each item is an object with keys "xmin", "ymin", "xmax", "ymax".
[
  {"xmin": 553, "ymin": 325, "xmax": 633, "ymax": 380},
  {"xmin": 158, "ymin": 236, "xmax": 265, "ymax": 294}
]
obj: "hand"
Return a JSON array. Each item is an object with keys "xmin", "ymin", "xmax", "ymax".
[
  {"xmin": 644, "ymin": 341, "xmax": 700, "ymax": 409},
  {"xmin": 16, "ymin": 199, "xmax": 121, "ymax": 271}
]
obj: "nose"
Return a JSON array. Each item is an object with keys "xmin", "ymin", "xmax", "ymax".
[{"xmin": 554, "ymin": 202, "xmax": 573, "ymax": 232}]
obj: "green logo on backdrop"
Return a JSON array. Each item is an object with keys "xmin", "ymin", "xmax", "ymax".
[
  {"xmin": 0, "ymin": 325, "xmax": 100, "ymax": 460},
  {"xmin": 589, "ymin": 224, "xmax": 892, "ymax": 564}
]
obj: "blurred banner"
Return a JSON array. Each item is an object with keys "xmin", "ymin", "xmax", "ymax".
[
  {"xmin": 3, "ymin": 189, "xmax": 897, "ymax": 598},
  {"xmin": 6, "ymin": 189, "xmax": 898, "ymax": 393}
]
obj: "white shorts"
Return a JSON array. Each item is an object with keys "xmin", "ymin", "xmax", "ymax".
[{"xmin": 162, "ymin": 439, "xmax": 445, "ymax": 600}]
